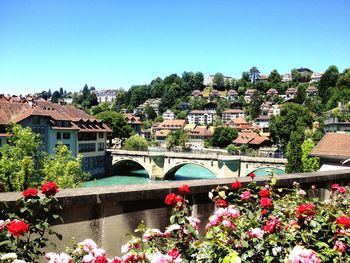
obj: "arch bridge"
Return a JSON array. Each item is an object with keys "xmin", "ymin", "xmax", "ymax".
[{"xmin": 108, "ymin": 149, "xmax": 287, "ymax": 179}]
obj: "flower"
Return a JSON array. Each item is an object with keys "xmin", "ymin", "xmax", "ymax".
[
  {"xmin": 297, "ymin": 190, "xmax": 306, "ymax": 196},
  {"xmin": 78, "ymin": 239, "xmax": 98, "ymax": 253},
  {"xmin": 143, "ymin": 228, "xmax": 163, "ymax": 241},
  {"xmin": 247, "ymin": 228, "xmax": 264, "ymax": 239},
  {"xmin": 1, "ymin": 253, "xmax": 18, "ymax": 260},
  {"xmin": 259, "ymin": 188, "xmax": 270, "ymax": 197},
  {"xmin": 178, "ymin": 184, "xmax": 190, "ymax": 195},
  {"xmin": 333, "ymin": 240, "xmax": 347, "ymax": 253},
  {"xmin": 311, "ymin": 185, "xmax": 316, "ymax": 190},
  {"xmin": 6, "ymin": 219, "xmax": 29, "ymax": 237},
  {"xmin": 187, "ymin": 217, "xmax": 201, "ymax": 230},
  {"xmin": 331, "ymin": 183, "xmax": 340, "ymax": 190},
  {"xmin": 337, "ymin": 186, "xmax": 347, "ymax": 194},
  {"xmin": 22, "ymin": 188, "xmax": 38, "ymax": 198},
  {"xmin": 260, "ymin": 197, "xmax": 273, "ymax": 208},
  {"xmin": 165, "ymin": 193, "xmax": 177, "ymax": 206},
  {"xmin": 261, "ymin": 209, "xmax": 268, "ymax": 215},
  {"xmin": 167, "ymin": 248, "xmax": 181, "ymax": 260},
  {"xmin": 248, "ymin": 172, "xmax": 255, "ymax": 180},
  {"xmin": 336, "ymin": 215, "xmax": 350, "ymax": 229},
  {"xmin": 240, "ymin": 191, "xmax": 252, "ymax": 200},
  {"xmin": 296, "ymin": 203, "xmax": 316, "ymax": 219},
  {"xmin": 45, "ymin": 252, "xmax": 72, "ymax": 263},
  {"xmin": 231, "ymin": 181, "xmax": 242, "ymax": 189},
  {"xmin": 41, "ymin": 182, "xmax": 59, "ymax": 197},
  {"xmin": 263, "ymin": 218, "xmax": 281, "ymax": 234},
  {"xmin": 288, "ymin": 246, "xmax": 321, "ymax": 263},
  {"xmin": 215, "ymin": 199, "xmax": 228, "ymax": 207},
  {"xmin": 0, "ymin": 219, "xmax": 8, "ymax": 231}
]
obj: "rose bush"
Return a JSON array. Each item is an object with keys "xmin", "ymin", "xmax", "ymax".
[{"xmin": 0, "ymin": 182, "xmax": 62, "ymax": 263}]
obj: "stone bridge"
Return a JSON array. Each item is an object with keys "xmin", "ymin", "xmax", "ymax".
[{"xmin": 108, "ymin": 149, "xmax": 287, "ymax": 179}]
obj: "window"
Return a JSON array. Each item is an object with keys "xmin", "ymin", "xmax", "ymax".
[
  {"xmin": 63, "ymin": 133, "xmax": 70, "ymax": 139},
  {"xmin": 78, "ymin": 143, "xmax": 96, "ymax": 153},
  {"xmin": 99, "ymin": 132, "xmax": 104, "ymax": 139},
  {"xmin": 98, "ymin": 142, "xmax": 104, "ymax": 151},
  {"xmin": 33, "ymin": 116, "xmax": 40, "ymax": 125},
  {"xmin": 56, "ymin": 132, "xmax": 61, "ymax": 140},
  {"xmin": 78, "ymin": 132, "xmax": 97, "ymax": 141}
]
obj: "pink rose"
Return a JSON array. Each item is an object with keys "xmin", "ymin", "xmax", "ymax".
[{"xmin": 240, "ymin": 191, "xmax": 252, "ymax": 200}]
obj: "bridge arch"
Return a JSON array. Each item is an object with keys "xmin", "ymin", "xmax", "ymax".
[
  {"xmin": 245, "ymin": 166, "xmax": 285, "ymax": 177},
  {"xmin": 111, "ymin": 158, "xmax": 152, "ymax": 179},
  {"xmin": 164, "ymin": 161, "xmax": 217, "ymax": 180}
]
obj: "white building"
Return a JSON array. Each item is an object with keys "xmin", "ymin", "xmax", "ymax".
[
  {"xmin": 93, "ymin": 89, "xmax": 117, "ymax": 102},
  {"xmin": 221, "ymin": 109, "xmax": 246, "ymax": 122},
  {"xmin": 162, "ymin": 109, "xmax": 175, "ymax": 120},
  {"xmin": 187, "ymin": 110, "xmax": 214, "ymax": 125},
  {"xmin": 204, "ymin": 75, "xmax": 233, "ymax": 86}
]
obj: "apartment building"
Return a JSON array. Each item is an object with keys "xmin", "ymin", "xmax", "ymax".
[
  {"xmin": 221, "ymin": 109, "xmax": 246, "ymax": 122},
  {"xmin": 187, "ymin": 110, "xmax": 214, "ymax": 125}
]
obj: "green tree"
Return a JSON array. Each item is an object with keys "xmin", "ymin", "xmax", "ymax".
[
  {"xmin": 285, "ymin": 130, "xmax": 304, "ymax": 173},
  {"xmin": 301, "ymin": 139, "xmax": 320, "ymax": 172},
  {"xmin": 189, "ymin": 97, "xmax": 206, "ymax": 110},
  {"xmin": 42, "ymin": 144, "xmax": 89, "ymax": 188},
  {"xmin": 0, "ymin": 124, "xmax": 42, "ymax": 191},
  {"xmin": 249, "ymin": 92, "xmax": 263, "ymax": 119},
  {"xmin": 295, "ymin": 84, "xmax": 306, "ymax": 104},
  {"xmin": 249, "ymin": 67, "xmax": 260, "ymax": 84},
  {"xmin": 166, "ymin": 130, "xmax": 188, "ymax": 150},
  {"xmin": 177, "ymin": 111, "xmax": 188, "ymax": 119},
  {"xmin": 212, "ymin": 73, "xmax": 225, "ymax": 90},
  {"xmin": 319, "ymin": 65, "xmax": 339, "ymax": 102},
  {"xmin": 291, "ymin": 69, "xmax": 302, "ymax": 84},
  {"xmin": 268, "ymin": 69, "xmax": 282, "ymax": 84},
  {"xmin": 95, "ymin": 111, "xmax": 134, "ymax": 144},
  {"xmin": 337, "ymin": 68, "xmax": 350, "ymax": 89},
  {"xmin": 124, "ymin": 135, "xmax": 148, "ymax": 151},
  {"xmin": 241, "ymin": 71, "xmax": 250, "ymax": 82},
  {"xmin": 212, "ymin": 127, "xmax": 238, "ymax": 148},
  {"xmin": 91, "ymin": 102, "xmax": 111, "ymax": 115},
  {"xmin": 51, "ymin": 91, "xmax": 61, "ymax": 103},
  {"xmin": 145, "ymin": 105, "xmax": 157, "ymax": 120},
  {"xmin": 269, "ymin": 103, "xmax": 313, "ymax": 148}
]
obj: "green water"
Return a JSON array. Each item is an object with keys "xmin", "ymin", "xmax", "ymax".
[
  {"xmin": 84, "ymin": 164, "xmax": 216, "ymax": 187},
  {"xmin": 253, "ymin": 167, "xmax": 285, "ymax": 177}
]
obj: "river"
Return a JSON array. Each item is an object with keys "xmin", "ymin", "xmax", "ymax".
[{"xmin": 84, "ymin": 163, "xmax": 217, "ymax": 187}]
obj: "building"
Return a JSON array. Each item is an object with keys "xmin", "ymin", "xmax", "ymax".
[
  {"xmin": 226, "ymin": 89, "xmax": 238, "ymax": 100},
  {"xmin": 234, "ymin": 132, "xmax": 271, "ymax": 149},
  {"xmin": 266, "ymin": 88, "xmax": 278, "ymax": 97},
  {"xmin": 134, "ymin": 98, "xmax": 161, "ymax": 115},
  {"xmin": 155, "ymin": 119, "xmax": 186, "ymax": 131},
  {"xmin": 222, "ymin": 109, "xmax": 246, "ymax": 123},
  {"xmin": 306, "ymin": 86, "xmax": 318, "ymax": 96},
  {"xmin": 188, "ymin": 126, "xmax": 213, "ymax": 149},
  {"xmin": 209, "ymin": 89, "xmax": 220, "ymax": 99},
  {"xmin": 178, "ymin": 102, "xmax": 190, "ymax": 112},
  {"xmin": 285, "ymin": 88, "xmax": 297, "ymax": 99},
  {"xmin": 204, "ymin": 75, "xmax": 233, "ymax": 86},
  {"xmin": 124, "ymin": 114, "xmax": 143, "ymax": 135},
  {"xmin": 254, "ymin": 115, "xmax": 270, "ymax": 133},
  {"xmin": 191, "ymin": 90, "xmax": 203, "ymax": 97},
  {"xmin": 310, "ymin": 133, "xmax": 350, "ymax": 171},
  {"xmin": 225, "ymin": 118, "xmax": 255, "ymax": 132},
  {"xmin": 282, "ymin": 73, "xmax": 292, "ymax": 82},
  {"xmin": 187, "ymin": 110, "xmax": 214, "ymax": 125},
  {"xmin": 162, "ymin": 109, "xmax": 175, "ymax": 120},
  {"xmin": 257, "ymin": 75, "xmax": 269, "ymax": 82},
  {"xmin": 323, "ymin": 117, "xmax": 350, "ymax": 133},
  {"xmin": 0, "ymin": 95, "xmax": 111, "ymax": 176},
  {"xmin": 310, "ymin": 72, "xmax": 323, "ymax": 83},
  {"xmin": 155, "ymin": 130, "xmax": 171, "ymax": 146},
  {"xmin": 93, "ymin": 89, "xmax": 117, "ymax": 102},
  {"xmin": 244, "ymin": 89, "xmax": 256, "ymax": 103}
]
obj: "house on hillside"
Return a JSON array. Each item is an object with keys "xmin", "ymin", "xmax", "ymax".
[
  {"xmin": 233, "ymin": 132, "xmax": 272, "ymax": 149},
  {"xmin": 266, "ymin": 88, "xmax": 278, "ymax": 97},
  {"xmin": 154, "ymin": 119, "xmax": 186, "ymax": 131},
  {"xmin": 226, "ymin": 89, "xmax": 239, "ymax": 101},
  {"xmin": 0, "ymin": 95, "xmax": 111, "ymax": 176},
  {"xmin": 254, "ymin": 115, "xmax": 270, "ymax": 133},
  {"xmin": 306, "ymin": 86, "xmax": 318, "ymax": 97},
  {"xmin": 155, "ymin": 130, "xmax": 171, "ymax": 147},
  {"xmin": 244, "ymin": 89, "xmax": 256, "ymax": 103},
  {"xmin": 188, "ymin": 126, "xmax": 213, "ymax": 149},
  {"xmin": 187, "ymin": 110, "xmax": 215, "ymax": 125},
  {"xmin": 124, "ymin": 113, "xmax": 143, "ymax": 135},
  {"xmin": 191, "ymin": 90, "xmax": 203, "ymax": 97},
  {"xmin": 310, "ymin": 133, "xmax": 350, "ymax": 171},
  {"xmin": 285, "ymin": 88, "xmax": 297, "ymax": 99},
  {"xmin": 162, "ymin": 109, "xmax": 175, "ymax": 120},
  {"xmin": 222, "ymin": 109, "xmax": 246, "ymax": 122}
]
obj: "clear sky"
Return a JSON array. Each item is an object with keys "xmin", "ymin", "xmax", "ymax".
[{"xmin": 0, "ymin": 0, "xmax": 349, "ymax": 95}]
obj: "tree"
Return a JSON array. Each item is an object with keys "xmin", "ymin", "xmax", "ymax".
[
  {"xmin": 189, "ymin": 97, "xmax": 206, "ymax": 110},
  {"xmin": 124, "ymin": 135, "xmax": 148, "ymax": 151},
  {"xmin": 268, "ymin": 69, "xmax": 282, "ymax": 84},
  {"xmin": 337, "ymin": 68, "xmax": 350, "ymax": 89},
  {"xmin": 295, "ymin": 84, "xmax": 306, "ymax": 104},
  {"xmin": 291, "ymin": 69, "xmax": 302, "ymax": 84},
  {"xmin": 269, "ymin": 103, "xmax": 313, "ymax": 148},
  {"xmin": 319, "ymin": 65, "xmax": 339, "ymax": 102},
  {"xmin": 95, "ymin": 111, "xmax": 134, "ymax": 144},
  {"xmin": 249, "ymin": 92, "xmax": 263, "ymax": 119},
  {"xmin": 241, "ymin": 71, "xmax": 250, "ymax": 82},
  {"xmin": 285, "ymin": 130, "xmax": 304, "ymax": 173},
  {"xmin": 59, "ymin": 87, "xmax": 64, "ymax": 96},
  {"xmin": 42, "ymin": 144, "xmax": 89, "ymax": 188},
  {"xmin": 0, "ymin": 124, "xmax": 42, "ymax": 191},
  {"xmin": 166, "ymin": 130, "xmax": 188, "ymax": 150},
  {"xmin": 177, "ymin": 111, "xmax": 187, "ymax": 119},
  {"xmin": 51, "ymin": 91, "xmax": 61, "ymax": 103},
  {"xmin": 211, "ymin": 127, "xmax": 238, "ymax": 148},
  {"xmin": 212, "ymin": 73, "xmax": 225, "ymax": 90},
  {"xmin": 145, "ymin": 105, "xmax": 157, "ymax": 120},
  {"xmin": 249, "ymin": 67, "xmax": 260, "ymax": 84},
  {"xmin": 91, "ymin": 102, "xmax": 111, "ymax": 116},
  {"xmin": 301, "ymin": 139, "xmax": 320, "ymax": 172}
]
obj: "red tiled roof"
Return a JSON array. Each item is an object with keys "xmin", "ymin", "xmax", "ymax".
[
  {"xmin": 310, "ymin": 133, "xmax": 350, "ymax": 160},
  {"xmin": 222, "ymin": 109, "xmax": 245, "ymax": 114},
  {"xmin": 124, "ymin": 113, "xmax": 142, "ymax": 124},
  {"xmin": 234, "ymin": 132, "xmax": 269, "ymax": 145},
  {"xmin": 189, "ymin": 126, "xmax": 212, "ymax": 137},
  {"xmin": 155, "ymin": 129, "xmax": 171, "ymax": 138}
]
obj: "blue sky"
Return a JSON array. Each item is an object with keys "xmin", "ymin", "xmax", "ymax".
[{"xmin": 0, "ymin": 0, "xmax": 349, "ymax": 95}]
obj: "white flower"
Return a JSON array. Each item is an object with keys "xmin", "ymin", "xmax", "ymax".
[
  {"xmin": 272, "ymin": 246, "xmax": 281, "ymax": 256},
  {"xmin": 78, "ymin": 239, "xmax": 97, "ymax": 253},
  {"xmin": 1, "ymin": 253, "xmax": 18, "ymax": 260},
  {"xmin": 165, "ymin": 224, "xmax": 181, "ymax": 233},
  {"xmin": 297, "ymin": 190, "xmax": 306, "ymax": 196}
]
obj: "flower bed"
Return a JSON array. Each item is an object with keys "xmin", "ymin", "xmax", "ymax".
[{"xmin": 1, "ymin": 175, "xmax": 349, "ymax": 262}]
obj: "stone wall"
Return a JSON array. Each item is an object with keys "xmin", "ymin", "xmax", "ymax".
[{"xmin": 1, "ymin": 169, "xmax": 350, "ymax": 259}]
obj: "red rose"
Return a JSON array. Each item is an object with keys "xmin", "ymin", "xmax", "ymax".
[
  {"xmin": 259, "ymin": 188, "xmax": 270, "ymax": 198},
  {"xmin": 263, "ymin": 218, "xmax": 281, "ymax": 234},
  {"xmin": 165, "ymin": 193, "xmax": 177, "ymax": 206},
  {"xmin": 261, "ymin": 209, "xmax": 268, "ymax": 215},
  {"xmin": 231, "ymin": 181, "xmax": 242, "ymax": 189},
  {"xmin": 336, "ymin": 216, "xmax": 350, "ymax": 229},
  {"xmin": 296, "ymin": 203, "xmax": 316, "ymax": 219},
  {"xmin": 178, "ymin": 184, "xmax": 190, "ymax": 195},
  {"xmin": 248, "ymin": 172, "xmax": 256, "ymax": 180},
  {"xmin": 215, "ymin": 199, "xmax": 228, "ymax": 207},
  {"xmin": 260, "ymin": 197, "xmax": 273, "ymax": 208},
  {"xmin": 41, "ymin": 182, "xmax": 59, "ymax": 197},
  {"xmin": 337, "ymin": 187, "xmax": 347, "ymax": 194},
  {"xmin": 22, "ymin": 188, "xmax": 38, "ymax": 198},
  {"xmin": 331, "ymin": 184, "xmax": 340, "ymax": 190},
  {"xmin": 6, "ymin": 219, "xmax": 29, "ymax": 237},
  {"xmin": 175, "ymin": 195, "xmax": 183, "ymax": 204},
  {"xmin": 94, "ymin": 256, "xmax": 108, "ymax": 263},
  {"xmin": 167, "ymin": 248, "xmax": 180, "ymax": 259}
]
